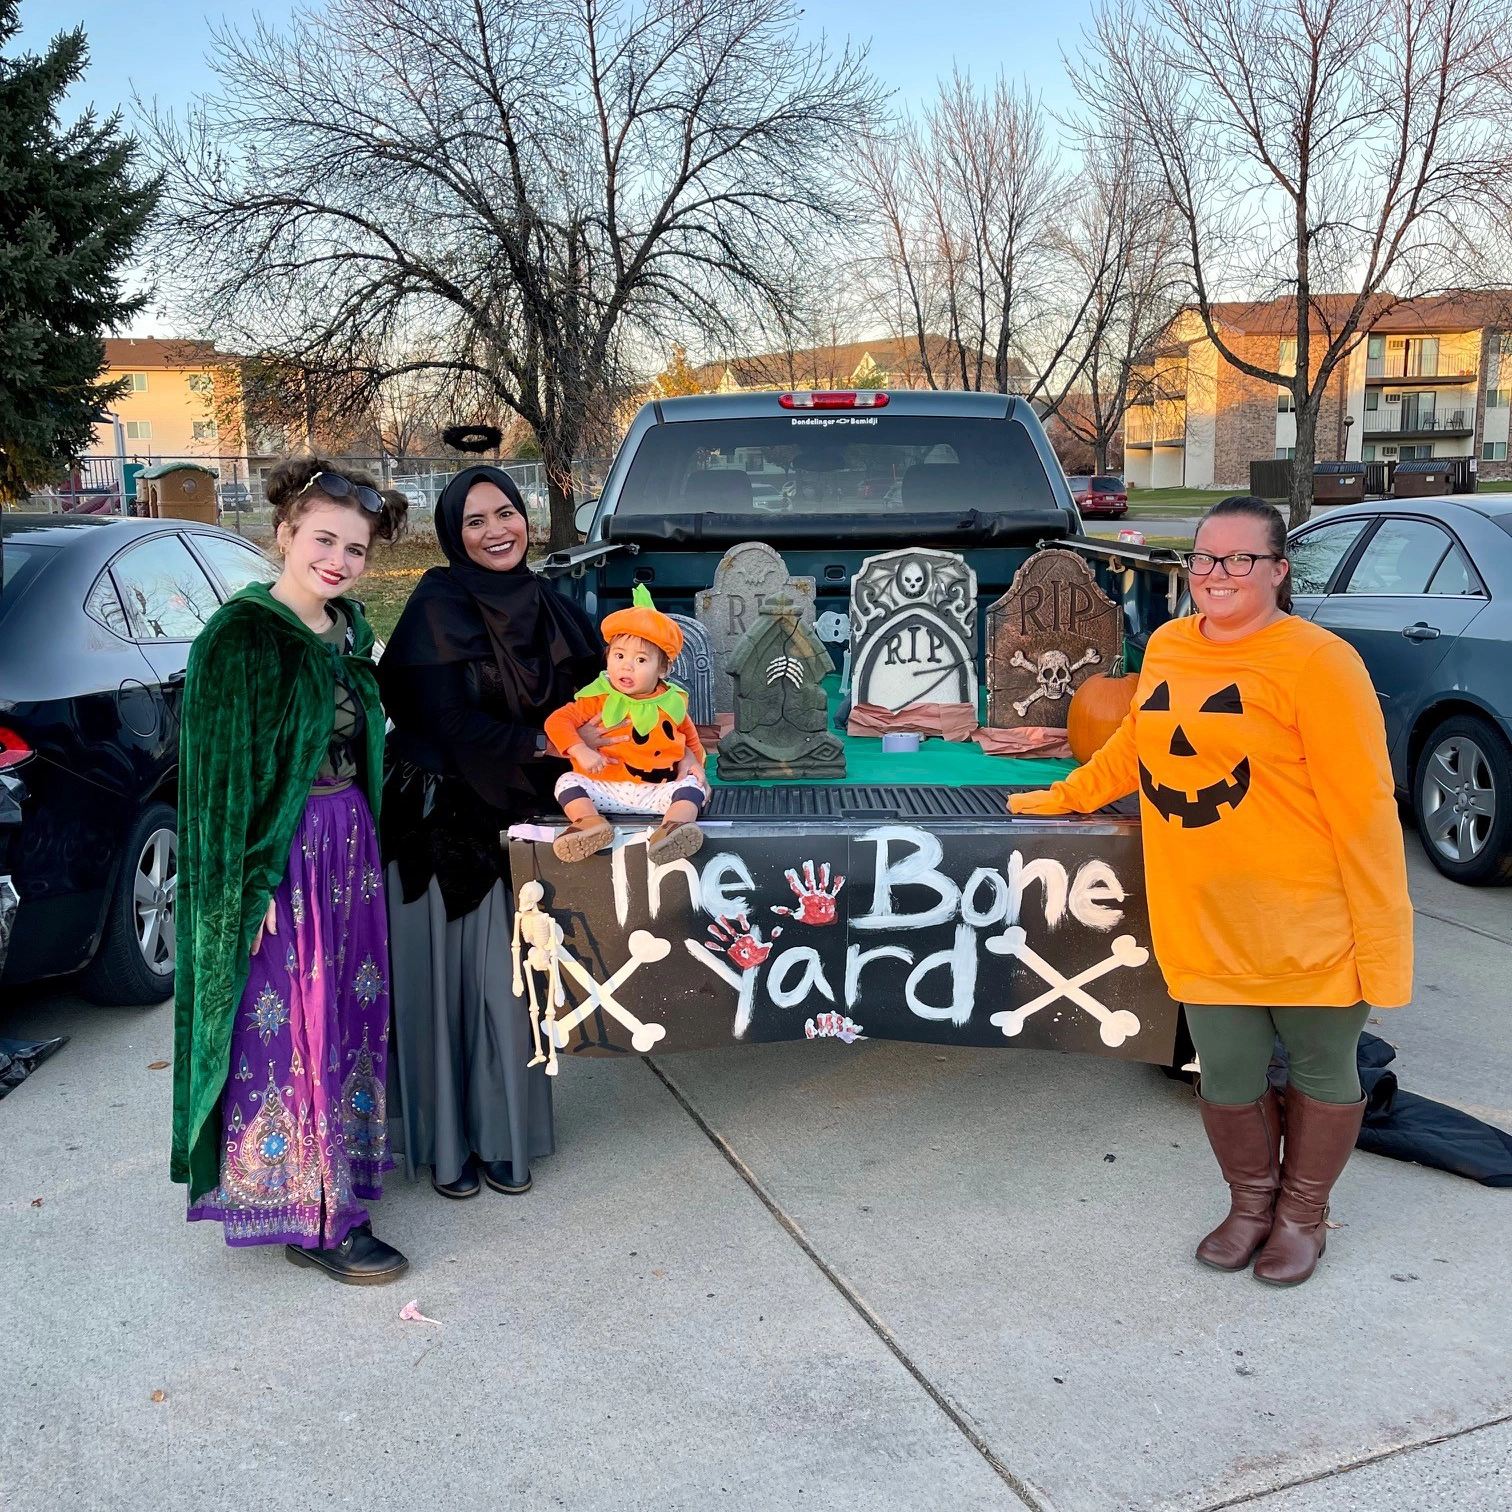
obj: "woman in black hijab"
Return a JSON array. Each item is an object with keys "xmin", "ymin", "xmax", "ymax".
[{"xmin": 380, "ymin": 466, "xmax": 601, "ymax": 1200}]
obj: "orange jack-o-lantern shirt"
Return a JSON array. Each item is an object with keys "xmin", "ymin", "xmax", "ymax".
[{"xmin": 1012, "ymin": 614, "xmax": 1413, "ymax": 1008}]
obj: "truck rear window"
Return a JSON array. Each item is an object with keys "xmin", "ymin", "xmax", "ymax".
[{"xmin": 613, "ymin": 415, "xmax": 1057, "ymax": 519}]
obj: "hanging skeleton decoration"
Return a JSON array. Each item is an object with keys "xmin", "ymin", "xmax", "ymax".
[
  {"xmin": 511, "ymin": 880, "xmax": 565, "ymax": 1072},
  {"xmin": 1009, "ymin": 647, "xmax": 1101, "ymax": 717}
]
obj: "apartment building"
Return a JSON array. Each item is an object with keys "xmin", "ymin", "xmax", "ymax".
[
  {"xmin": 89, "ymin": 338, "xmax": 246, "ymax": 462},
  {"xmin": 1125, "ymin": 294, "xmax": 1512, "ymax": 488}
]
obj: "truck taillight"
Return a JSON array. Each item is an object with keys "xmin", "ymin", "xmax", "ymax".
[
  {"xmin": 0, "ymin": 728, "xmax": 33, "ymax": 770},
  {"xmin": 778, "ymin": 391, "xmax": 889, "ymax": 410}
]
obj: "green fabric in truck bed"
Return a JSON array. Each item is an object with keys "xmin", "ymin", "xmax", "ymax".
[{"xmin": 703, "ymin": 679, "xmax": 1076, "ymax": 789}]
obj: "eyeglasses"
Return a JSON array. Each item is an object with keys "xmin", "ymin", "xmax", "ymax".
[
  {"xmin": 298, "ymin": 471, "xmax": 384, "ymax": 514},
  {"xmin": 1183, "ymin": 551, "xmax": 1282, "ymax": 577}
]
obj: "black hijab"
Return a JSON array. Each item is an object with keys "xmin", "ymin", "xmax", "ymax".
[{"xmin": 382, "ymin": 465, "xmax": 599, "ymax": 718}]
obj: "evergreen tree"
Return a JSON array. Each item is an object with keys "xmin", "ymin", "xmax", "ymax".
[{"xmin": 0, "ymin": 1, "xmax": 158, "ymax": 502}]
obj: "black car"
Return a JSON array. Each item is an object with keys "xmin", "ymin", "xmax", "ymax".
[{"xmin": 0, "ymin": 515, "xmax": 279, "ymax": 1003}]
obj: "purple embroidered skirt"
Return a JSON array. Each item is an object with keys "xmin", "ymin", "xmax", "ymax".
[{"xmin": 188, "ymin": 786, "xmax": 392, "ymax": 1248}]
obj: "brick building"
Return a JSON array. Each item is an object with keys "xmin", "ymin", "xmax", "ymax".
[{"xmin": 1125, "ymin": 294, "xmax": 1512, "ymax": 487}]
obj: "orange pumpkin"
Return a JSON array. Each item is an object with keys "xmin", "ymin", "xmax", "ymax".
[{"xmin": 1067, "ymin": 670, "xmax": 1139, "ymax": 764}]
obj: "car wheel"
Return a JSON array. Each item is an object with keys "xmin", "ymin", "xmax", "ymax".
[
  {"xmin": 81, "ymin": 801, "xmax": 178, "ymax": 1005},
  {"xmin": 1413, "ymin": 715, "xmax": 1512, "ymax": 886}
]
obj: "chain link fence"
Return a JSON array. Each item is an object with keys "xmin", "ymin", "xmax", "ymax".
[{"xmin": 19, "ymin": 453, "xmax": 614, "ymax": 543}]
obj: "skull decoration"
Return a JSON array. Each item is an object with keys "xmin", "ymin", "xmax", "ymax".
[
  {"xmin": 897, "ymin": 558, "xmax": 929, "ymax": 599},
  {"xmin": 1009, "ymin": 647, "xmax": 1101, "ymax": 717}
]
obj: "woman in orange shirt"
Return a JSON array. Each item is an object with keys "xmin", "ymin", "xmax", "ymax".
[{"xmin": 1011, "ymin": 496, "xmax": 1413, "ymax": 1286}]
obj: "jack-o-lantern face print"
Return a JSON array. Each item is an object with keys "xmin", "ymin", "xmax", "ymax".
[
  {"xmin": 1136, "ymin": 679, "xmax": 1251, "ymax": 828},
  {"xmin": 621, "ymin": 715, "xmax": 682, "ymax": 784}
]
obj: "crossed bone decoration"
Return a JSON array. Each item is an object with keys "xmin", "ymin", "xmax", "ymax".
[
  {"xmin": 1010, "ymin": 647, "xmax": 1101, "ymax": 717},
  {"xmin": 985, "ymin": 925, "xmax": 1146, "ymax": 1047},
  {"xmin": 547, "ymin": 929, "xmax": 670, "ymax": 1060},
  {"xmin": 513, "ymin": 883, "xmax": 668, "ymax": 1071}
]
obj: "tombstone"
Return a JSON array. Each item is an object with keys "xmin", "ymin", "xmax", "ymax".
[
  {"xmin": 848, "ymin": 549, "xmax": 978, "ymax": 713},
  {"xmin": 717, "ymin": 593, "xmax": 845, "ymax": 781},
  {"xmin": 985, "ymin": 549, "xmax": 1123, "ymax": 728},
  {"xmin": 695, "ymin": 542, "xmax": 816, "ymax": 713},
  {"xmin": 667, "ymin": 613, "xmax": 716, "ymax": 731}
]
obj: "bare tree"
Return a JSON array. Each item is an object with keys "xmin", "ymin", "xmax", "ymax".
[
  {"xmin": 143, "ymin": 0, "xmax": 882, "ymax": 546},
  {"xmin": 854, "ymin": 72, "xmax": 1060, "ymax": 393},
  {"xmin": 1081, "ymin": 0, "xmax": 1512, "ymax": 524},
  {"xmin": 1035, "ymin": 125, "xmax": 1186, "ymax": 473}
]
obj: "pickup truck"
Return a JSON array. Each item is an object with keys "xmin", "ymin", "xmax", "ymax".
[{"xmin": 516, "ymin": 390, "xmax": 1191, "ymax": 1069}]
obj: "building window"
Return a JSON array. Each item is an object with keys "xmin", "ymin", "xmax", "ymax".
[
  {"xmin": 1362, "ymin": 444, "xmax": 1376, "ymax": 461},
  {"xmin": 1278, "ymin": 337, "xmax": 1297, "ymax": 376},
  {"xmin": 192, "ymin": 419, "xmax": 218, "ymax": 441},
  {"xmin": 125, "ymin": 420, "xmax": 152, "ymax": 440},
  {"xmin": 1484, "ymin": 442, "xmax": 1509, "ymax": 461},
  {"xmin": 1488, "ymin": 388, "xmax": 1511, "ymax": 409},
  {"xmin": 1275, "ymin": 446, "xmax": 1296, "ymax": 460},
  {"xmin": 1364, "ymin": 390, "xmax": 1379, "ymax": 412},
  {"xmin": 1277, "ymin": 389, "xmax": 1295, "ymax": 414},
  {"xmin": 126, "ymin": 372, "xmax": 148, "ymax": 391},
  {"xmin": 1404, "ymin": 337, "xmax": 1439, "ymax": 377},
  {"xmin": 186, "ymin": 373, "xmax": 214, "ymax": 394}
]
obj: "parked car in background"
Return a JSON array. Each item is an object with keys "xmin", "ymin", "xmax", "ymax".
[
  {"xmin": 0, "ymin": 515, "xmax": 280, "ymax": 1002},
  {"xmin": 1066, "ymin": 475, "xmax": 1128, "ymax": 519},
  {"xmin": 1287, "ymin": 495, "xmax": 1512, "ymax": 884}
]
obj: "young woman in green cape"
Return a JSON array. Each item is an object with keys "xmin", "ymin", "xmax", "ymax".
[{"xmin": 172, "ymin": 457, "xmax": 411, "ymax": 1284}]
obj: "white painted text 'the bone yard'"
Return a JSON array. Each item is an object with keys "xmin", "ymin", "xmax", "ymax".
[{"xmin": 607, "ymin": 825, "xmax": 1131, "ymax": 1037}]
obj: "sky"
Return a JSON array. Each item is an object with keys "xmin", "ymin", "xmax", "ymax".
[{"xmin": 16, "ymin": 0, "xmax": 1097, "ymax": 336}]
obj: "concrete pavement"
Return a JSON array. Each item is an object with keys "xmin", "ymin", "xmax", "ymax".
[{"xmin": 2, "ymin": 827, "xmax": 1508, "ymax": 1511}]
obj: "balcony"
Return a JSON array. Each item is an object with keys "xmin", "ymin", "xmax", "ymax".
[
  {"xmin": 1363, "ymin": 409, "xmax": 1472, "ymax": 438},
  {"xmin": 1364, "ymin": 363, "xmax": 1478, "ymax": 384}
]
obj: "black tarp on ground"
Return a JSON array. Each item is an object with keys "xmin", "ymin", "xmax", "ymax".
[
  {"xmin": 1270, "ymin": 1031, "xmax": 1512, "ymax": 1187},
  {"xmin": 0, "ymin": 1037, "xmax": 68, "ymax": 1100}
]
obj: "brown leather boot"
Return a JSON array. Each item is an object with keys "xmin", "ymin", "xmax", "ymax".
[
  {"xmin": 1253, "ymin": 1087, "xmax": 1366, "ymax": 1287},
  {"xmin": 646, "ymin": 818, "xmax": 704, "ymax": 863},
  {"xmin": 1194, "ymin": 1087, "xmax": 1282, "ymax": 1270},
  {"xmin": 553, "ymin": 815, "xmax": 614, "ymax": 863}
]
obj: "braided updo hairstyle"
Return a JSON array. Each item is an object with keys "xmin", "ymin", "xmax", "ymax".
[{"xmin": 264, "ymin": 454, "xmax": 409, "ymax": 544}]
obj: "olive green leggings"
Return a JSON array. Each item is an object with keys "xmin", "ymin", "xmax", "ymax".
[{"xmin": 1185, "ymin": 1003, "xmax": 1371, "ymax": 1105}]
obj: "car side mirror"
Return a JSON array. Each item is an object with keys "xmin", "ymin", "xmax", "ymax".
[{"xmin": 574, "ymin": 497, "xmax": 599, "ymax": 536}]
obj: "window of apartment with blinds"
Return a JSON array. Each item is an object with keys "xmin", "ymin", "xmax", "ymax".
[
  {"xmin": 186, "ymin": 373, "xmax": 214, "ymax": 394},
  {"xmin": 192, "ymin": 420, "xmax": 217, "ymax": 441},
  {"xmin": 126, "ymin": 372, "xmax": 148, "ymax": 391},
  {"xmin": 1484, "ymin": 442, "xmax": 1508, "ymax": 461},
  {"xmin": 125, "ymin": 420, "xmax": 151, "ymax": 440}
]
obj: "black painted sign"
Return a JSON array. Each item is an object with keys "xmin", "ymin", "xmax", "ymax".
[{"xmin": 507, "ymin": 819, "xmax": 1178, "ymax": 1065}]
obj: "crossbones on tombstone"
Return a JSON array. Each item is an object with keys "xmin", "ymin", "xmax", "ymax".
[
  {"xmin": 986, "ymin": 926, "xmax": 1145, "ymax": 1046},
  {"xmin": 1011, "ymin": 647, "xmax": 1101, "ymax": 717}
]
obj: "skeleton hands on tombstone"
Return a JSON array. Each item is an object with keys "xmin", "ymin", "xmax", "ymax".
[
  {"xmin": 512, "ymin": 880, "xmax": 566, "ymax": 1070},
  {"xmin": 1010, "ymin": 647, "xmax": 1101, "ymax": 718},
  {"xmin": 771, "ymin": 861, "xmax": 845, "ymax": 926},
  {"xmin": 704, "ymin": 913, "xmax": 779, "ymax": 970}
]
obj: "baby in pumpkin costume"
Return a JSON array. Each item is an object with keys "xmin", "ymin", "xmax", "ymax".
[{"xmin": 544, "ymin": 584, "xmax": 710, "ymax": 864}]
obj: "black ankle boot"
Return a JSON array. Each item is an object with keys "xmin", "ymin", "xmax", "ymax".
[
  {"xmin": 431, "ymin": 1157, "xmax": 481, "ymax": 1199},
  {"xmin": 483, "ymin": 1159, "xmax": 532, "ymax": 1195},
  {"xmin": 284, "ymin": 1222, "xmax": 408, "ymax": 1286}
]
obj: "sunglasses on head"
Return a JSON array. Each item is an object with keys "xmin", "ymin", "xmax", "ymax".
[{"xmin": 299, "ymin": 471, "xmax": 384, "ymax": 513}]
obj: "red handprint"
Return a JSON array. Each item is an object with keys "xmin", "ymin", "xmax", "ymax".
[
  {"xmin": 704, "ymin": 914, "xmax": 780, "ymax": 971},
  {"xmin": 771, "ymin": 861, "xmax": 845, "ymax": 926}
]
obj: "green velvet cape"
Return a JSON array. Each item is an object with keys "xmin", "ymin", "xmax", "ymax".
[{"xmin": 170, "ymin": 583, "xmax": 384, "ymax": 1201}]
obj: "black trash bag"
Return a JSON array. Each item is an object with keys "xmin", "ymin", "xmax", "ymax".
[
  {"xmin": 0, "ymin": 1036, "xmax": 68, "ymax": 1100},
  {"xmin": 1270, "ymin": 1031, "xmax": 1512, "ymax": 1187}
]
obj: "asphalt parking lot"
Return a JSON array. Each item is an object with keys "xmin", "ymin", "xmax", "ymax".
[{"xmin": 2, "ymin": 824, "xmax": 1508, "ymax": 1512}]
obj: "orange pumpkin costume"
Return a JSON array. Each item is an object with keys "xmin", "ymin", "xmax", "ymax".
[
  {"xmin": 1011, "ymin": 614, "xmax": 1413, "ymax": 1009},
  {"xmin": 543, "ymin": 585, "xmax": 706, "ymax": 786}
]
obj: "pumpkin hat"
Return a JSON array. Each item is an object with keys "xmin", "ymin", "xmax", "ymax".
[{"xmin": 600, "ymin": 582, "xmax": 683, "ymax": 665}]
